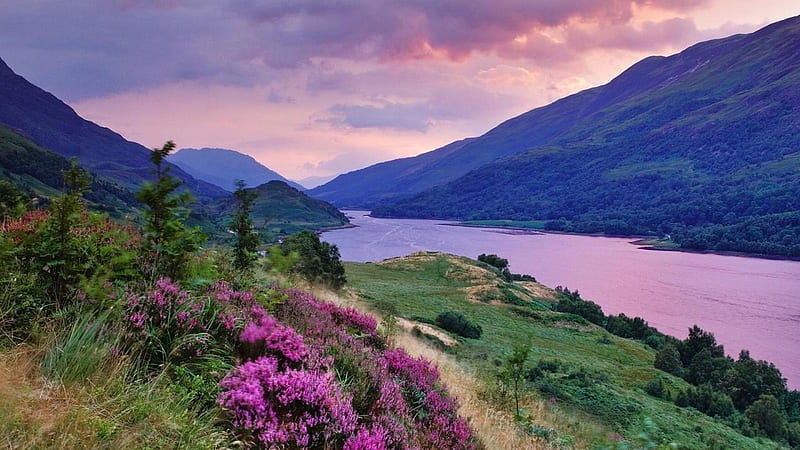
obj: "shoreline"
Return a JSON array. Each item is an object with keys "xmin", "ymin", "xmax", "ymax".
[{"xmin": 445, "ymin": 222, "xmax": 800, "ymax": 262}]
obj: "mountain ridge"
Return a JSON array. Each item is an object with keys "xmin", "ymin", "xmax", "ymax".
[
  {"xmin": 169, "ymin": 147, "xmax": 305, "ymax": 192},
  {"xmin": 0, "ymin": 57, "xmax": 226, "ymax": 201},
  {"xmin": 361, "ymin": 16, "xmax": 800, "ymax": 256}
]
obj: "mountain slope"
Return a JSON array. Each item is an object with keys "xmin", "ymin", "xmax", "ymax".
[
  {"xmin": 0, "ymin": 125, "xmax": 137, "ymax": 216},
  {"xmin": 0, "ymin": 58, "xmax": 225, "ymax": 201},
  {"xmin": 309, "ymin": 138, "xmax": 476, "ymax": 207},
  {"xmin": 208, "ymin": 180, "xmax": 348, "ymax": 242},
  {"xmin": 373, "ymin": 16, "xmax": 800, "ymax": 256},
  {"xmin": 169, "ymin": 148, "xmax": 305, "ymax": 192}
]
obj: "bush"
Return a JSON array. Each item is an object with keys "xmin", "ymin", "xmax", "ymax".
[
  {"xmin": 644, "ymin": 379, "xmax": 665, "ymax": 398},
  {"xmin": 279, "ymin": 231, "xmax": 346, "ymax": 289},
  {"xmin": 435, "ymin": 311, "xmax": 482, "ymax": 339},
  {"xmin": 654, "ymin": 343, "xmax": 683, "ymax": 376}
]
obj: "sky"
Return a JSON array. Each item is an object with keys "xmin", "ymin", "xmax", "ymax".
[{"xmin": 0, "ymin": 1, "xmax": 797, "ymax": 182}]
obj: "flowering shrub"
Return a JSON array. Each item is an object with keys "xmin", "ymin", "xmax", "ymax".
[
  {"xmin": 216, "ymin": 289, "xmax": 480, "ymax": 449},
  {"xmin": 218, "ymin": 356, "xmax": 357, "ymax": 448},
  {"xmin": 124, "ymin": 277, "xmax": 214, "ymax": 366},
  {"xmin": 380, "ymin": 348, "xmax": 479, "ymax": 449},
  {"xmin": 239, "ymin": 314, "xmax": 308, "ymax": 364}
]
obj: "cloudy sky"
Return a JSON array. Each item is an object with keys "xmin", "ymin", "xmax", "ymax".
[{"xmin": 1, "ymin": 1, "xmax": 797, "ymax": 182}]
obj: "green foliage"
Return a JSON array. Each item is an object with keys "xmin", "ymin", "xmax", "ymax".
[
  {"xmin": 496, "ymin": 343, "xmax": 530, "ymax": 418},
  {"xmin": 137, "ymin": 141, "xmax": 205, "ymax": 281},
  {"xmin": 745, "ymin": 395, "xmax": 787, "ymax": 439},
  {"xmin": 32, "ymin": 159, "xmax": 90, "ymax": 305},
  {"xmin": 279, "ymin": 230, "xmax": 346, "ymax": 289},
  {"xmin": 554, "ymin": 287, "xmax": 605, "ymax": 326},
  {"xmin": 477, "ymin": 253, "xmax": 508, "ymax": 270},
  {"xmin": 644, "ymin": 379, "xmax": 665, "ymax": 399},
  {"xmin": 230, "ymin": 180, "xmax": 260, "ymax": 271},
  {"xmin": 0, "ymin": 179, "xmax": 26, "ymax": 220},
  {"xmin": 654, "ymin": 344, "xmax": 683, "ymax": 376},
  {"xmin": 435, "ymin": 310, "xmax": 482, "ymax": 339}
]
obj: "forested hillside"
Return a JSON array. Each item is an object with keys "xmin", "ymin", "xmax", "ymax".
[{"xmin": 372, "ymin": 16, "xmax": 800, "ymax": 256}]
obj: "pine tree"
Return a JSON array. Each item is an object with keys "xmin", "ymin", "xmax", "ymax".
[
  {"xmin": 231, "ymin": 180, "xmax": 260, "ymax": 271},
  {"xmin": 136, "ymin": 141, "xmax": 204, "ymax": 281}
]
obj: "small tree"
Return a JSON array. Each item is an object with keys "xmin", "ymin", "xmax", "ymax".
[
  {"xmin": 136, "ymin": 141, "xmax": 204, "ymax": 281},
  {"xmin": 230, "ymin": 180, "xmax": 260, "ymax": 271},
  {"xmin": 654, "ymin": 343, "xmax": 683, "ymax": 376},
  {"xmin": 279, "ymin": 231, "xmax": 345, "ymax": 289},
  {"xmin": 38, "ymin": 158, "xmax": 90, "ymax": 305},
  {"xmin": 498, "ymin": 344, "xmax": 531, "ymax": 419},
  {"xmin": 746, "ymin": 394, "xmax": 787, "ymax": 438},
  {"xmin": 0, "ymin": 180, "xmax": 27, "ymax": 220}
]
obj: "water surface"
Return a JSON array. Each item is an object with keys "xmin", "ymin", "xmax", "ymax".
[{"xmin": 323, "ymin": 211, "xmax": 800, "ymax": 388}]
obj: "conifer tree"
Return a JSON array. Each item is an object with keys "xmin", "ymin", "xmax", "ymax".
[
  {"xmin": 231, "ymin": 180, "xmax": 260, "ymax": 271},
  {"xmin": 136, "ymin": 141, "xmax": 204, "ymax": 281}
]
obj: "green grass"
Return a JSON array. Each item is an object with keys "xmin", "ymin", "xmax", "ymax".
[{"xmin": 344, "ymin": 253, "xmax": 781, "ymax": 449}]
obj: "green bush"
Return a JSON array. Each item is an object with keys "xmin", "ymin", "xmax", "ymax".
[
  {"xmin": 644, "ymin": 379, "xmax": 665, "ymax": 398},
  {"xmin": 278, "ymin": 231, "xmax": 346, "ymax": 289},
  {"xmin": 435, "ymin": 310, "xmax": 482, "ymax": 339}
]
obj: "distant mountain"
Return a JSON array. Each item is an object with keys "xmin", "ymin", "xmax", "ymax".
[
  {"xmin": 296, "ymin": 174, "xmax": 337, "ymax": 190},
  {"xmin": 373, "ymin": 16, "xmax": 800, "ymax": 256},
  {"xmin": 169, "ymin": 148, "xmax": 305, "ymax": 192},
  {"xmin": 0, "ymin": 58, "xmax": 226, "ymax": 201},
  {"xmin": 209, "ymin": 180, "xmax": 348, "ymax": 242},
  {"xmin": 309, "ymin": 138, "xmax": 476, "ymax": 207},
  {"xmin": 0, "ymin": 124, "xmax": 137, "ymax": 216}
]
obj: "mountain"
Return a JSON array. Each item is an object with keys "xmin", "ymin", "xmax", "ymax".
[
  {"xmin": 169, "ymin": 148, "xmax": 305, "ymax": 192},
  {"xmin": 0, "ymin": 58, "xmax": 225, "ymax": 201},
  {"xmin": 0, "ymin": 124, "xmax": 137, "ymax": 216},
  {"xmin": 309, "ymin": 138, "xmax": 476, "ymax": 207},
  {"xmin": 369, "ymin": 16, "xmax": 800, "ymax": 257},
  {"xmin": 296, "ymin": 174, "xmax": 337, "ymax": 190},
  {"xmin": 208, "ymin": 180, "xmax": 348, "ymax": 242}
]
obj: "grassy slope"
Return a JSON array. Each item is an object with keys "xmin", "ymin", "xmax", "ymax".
[{"xmin": 344, "ymin": 252, "xmax": 779, "ymax": 449}]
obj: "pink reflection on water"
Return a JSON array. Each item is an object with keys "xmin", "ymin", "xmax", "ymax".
[{"xmin": 323, "ymin": 211, "xmax": 800, "ymax": 388}]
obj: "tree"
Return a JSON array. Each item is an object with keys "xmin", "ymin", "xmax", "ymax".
[
  {"xmin": 681, "ymin": 325, "xmax": 724, "ymax": 366},
  {"xmin": 435, "ymin": 311, "xmax": 482, "ymax": 339},
  {"xmin": 230, "ymin": 180, "xmax": 260, "ymax": 271},
  {"xmin": 136, "ymin": 141, "xmax": 204, "ymax": 281},
  {"xmin": 654, "ymin": 343, "xmax": 683, "ymax": 376},
  {"xmin": 37, "ymin": 158, "xmax": 90, "ymax": 305},
  {"xmin": 724, "ymin": 350, "xmax": 787, "ymax": 410},
  {"xmin": 0, "ymin": 180, "xmax": 27, "ymax": 220},
  {"xmin": 279, "ymin": 231, "xmax": 345, "ymax": 289},
  {"xmin": 745, "ymin": 395, "xmax": 787, "ymax": 438},
  {"xmin": 497, "ymin": 344, "xmax": 530, "ymax": 419},
  {"xmin": 478, "ymin": 253, "xmax": 508, "ymax": 270}
]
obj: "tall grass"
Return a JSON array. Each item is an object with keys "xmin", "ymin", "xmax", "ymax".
[{"xmin": 41, "ymin": 312, "xmax": 119, "ymax": 384}]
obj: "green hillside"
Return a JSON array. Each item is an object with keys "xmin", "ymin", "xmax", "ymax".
[
  {"xmin": 0, "ymin": 58, "xmax": 225, "ymax": 202},
  {"xmin": 208, "ymin": 180, "xmax": 348, "ymax": 243},
  {"xmin": 345, "ymin": 252, "xmax": 791, "ymax": 448},
  {"xmin": 358, "ymin": 17, "xmax": 800, "ymax": 256},
  {"xmin": 0, "ymin": 125, "xmax": 137, "ymax": 217}
]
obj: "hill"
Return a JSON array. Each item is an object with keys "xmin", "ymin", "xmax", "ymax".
[
  {"xmin": 169, "ymin": 148, "xmax": 305, "ymax": 192},
  {"xmin": 309, "ymin": 137, "xmax": 476, "ymax": 207},
  {"xmin": 0, "ymin": 57, "xmax": 225, "ymax": 202},
  {"xmin": 370, "ymin": 16, "xmax": 800, "ymax": 256},
  {"xmin": 208, "ymin": 180, "xmax": 348, "ymax": 242},
  {"xmin": 345, "ymin": 252, "xmax": 793, "ymax": 448},
  {"xmin": 0, "ymin": 124, "xmax": 137, "ymax": 216}
]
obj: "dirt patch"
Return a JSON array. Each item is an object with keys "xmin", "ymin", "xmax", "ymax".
[
  {"xmin": 395, "ymin": 318, "xmax": 458, "ymax": 347},
  {"xmin": 517, "ymin": 281, "xmax": 558, "ymax": 300}
]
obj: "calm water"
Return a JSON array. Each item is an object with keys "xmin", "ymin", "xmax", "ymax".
[{"xmin": 323, "ymin": 211, "xmax": 800, "ymax": 388}]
